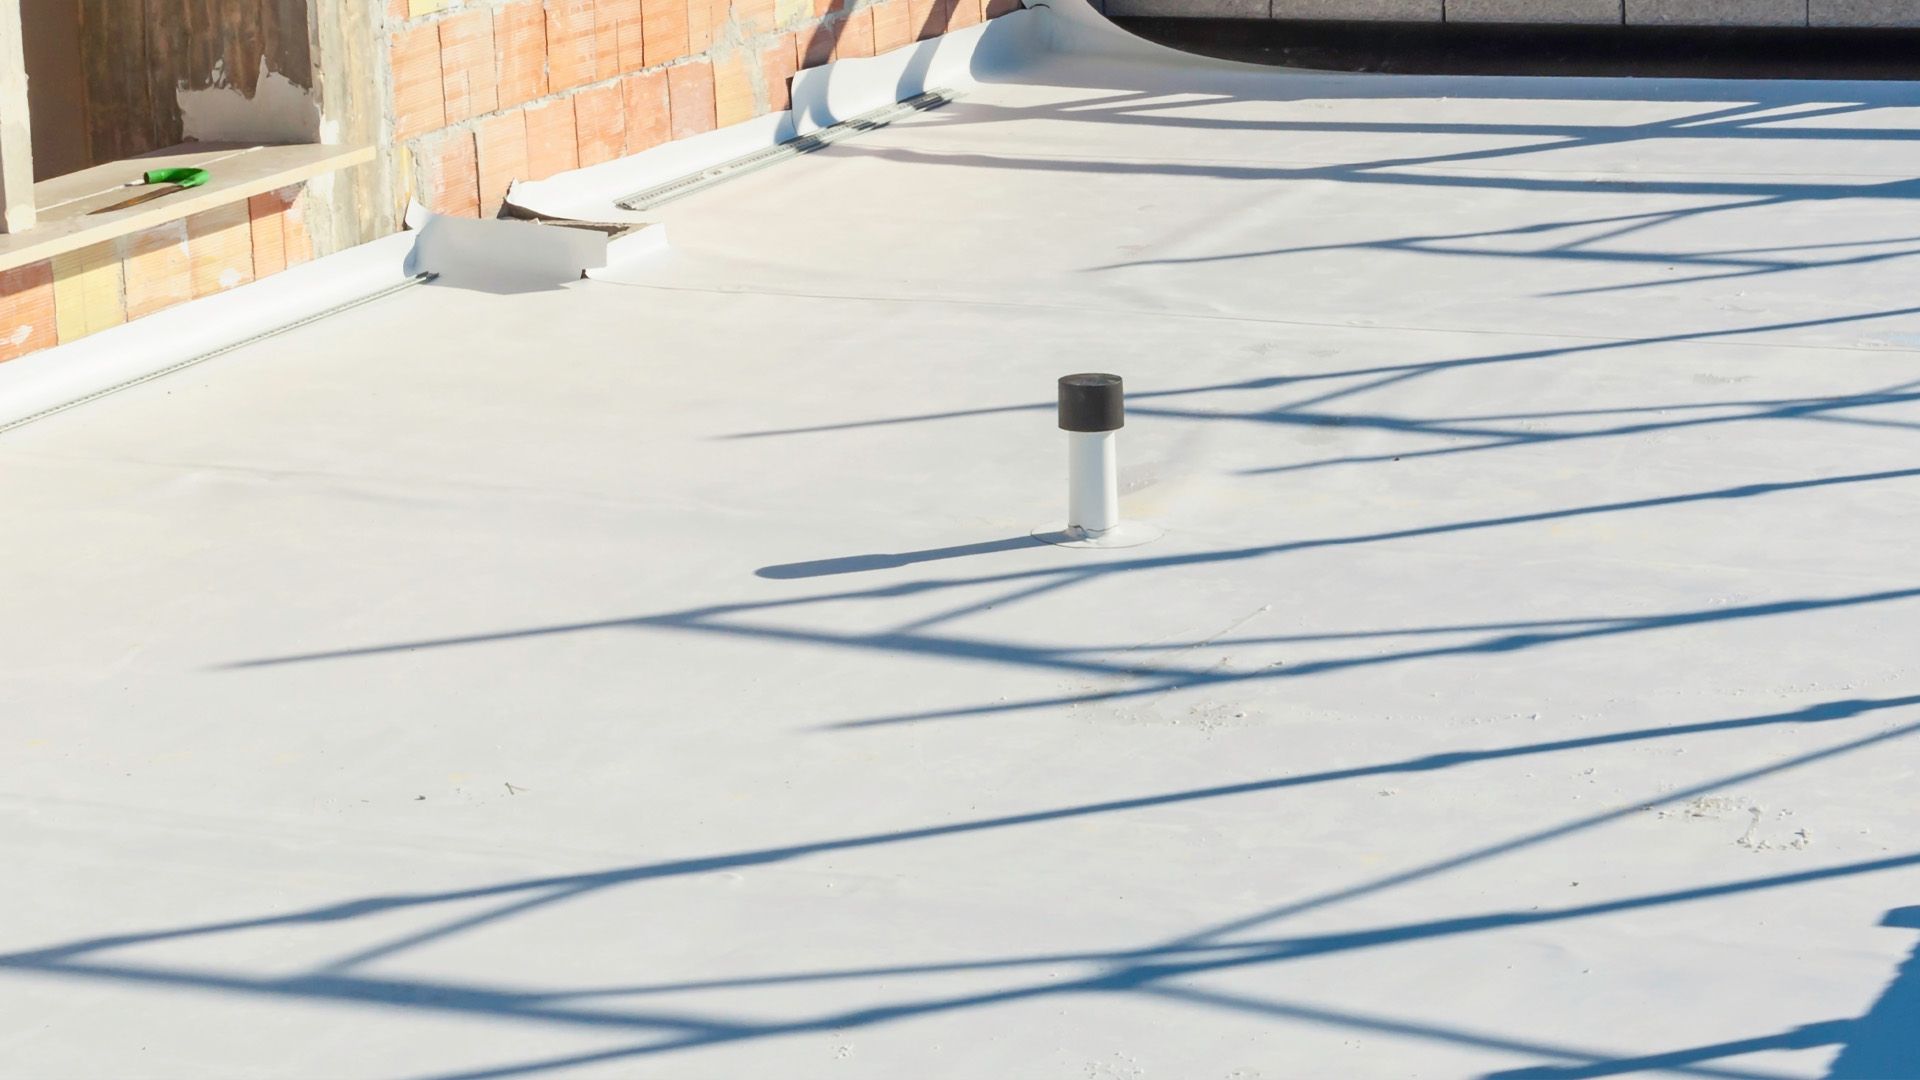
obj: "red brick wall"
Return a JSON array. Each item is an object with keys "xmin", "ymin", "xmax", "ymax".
[
  {"xmin": 0, "ymin": 187, "xmax": 315, "ymax": 364},
  {"xmin": 393, "ymin": 0, "xmax": 1024, "ymax": 219}
]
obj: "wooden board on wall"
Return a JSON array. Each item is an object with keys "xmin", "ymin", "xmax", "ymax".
[
  {"xmin": 142, "ymin": 0, "xmax": 191, "ymax": 149},
  {"xmin": 79, "ymin": 0, "xmax": 314, "ymax": 164},
  {"xmin": 262, "ymin": 0, "xmax": 310, "ymax": 90},
  {"xmin": 77, "ymin": 0, "xmax": 151, "ymax": 164}
]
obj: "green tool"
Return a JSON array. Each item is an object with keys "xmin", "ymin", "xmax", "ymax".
[{"xmin": 89, "ymin": 167, "xmax": 211, "ymax": 214}]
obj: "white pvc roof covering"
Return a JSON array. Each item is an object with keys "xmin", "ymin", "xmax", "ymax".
[{"xmin": 5, "ymin": 39, "xmax": 1920, "ymax": 1080}]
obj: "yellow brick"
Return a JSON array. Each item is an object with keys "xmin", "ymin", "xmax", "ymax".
[
  {"xmin": 408, "ymin": 0, "xmax": 446, "ymax": 16},
  {"xmin": 51, "ymin": 242, "xmax": 127, "ymax": 343},
  {"xmin": 714, "ymin": 49, "xmax": 758, "ymax": 128}
]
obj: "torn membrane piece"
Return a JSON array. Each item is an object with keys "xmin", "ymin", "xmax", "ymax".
[
  {"xmin": 400, "ymin": 203, "xmax": 600, "ymax": 290},
  {"xmin": 401, "ymin": 199, "xmax": 662, "ymax": 290},
  {"xmin": 501, "ymin": 181, "xmax": 668, "ymax": 270}
]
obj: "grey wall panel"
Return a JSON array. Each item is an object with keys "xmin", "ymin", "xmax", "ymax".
[
  {"xmin": 1624, "ymin": 0, "xmax": 1808, "ymax": 23},
  {"xmin": 1809, "ymin": 0, "xmax": 1920, "ymax": 23},
  {"xmin": 1447, "ymin": 0, "xmax": 1623, "ymax": 21},
  {"xmin": 1106, "ymin": 0, "xmax": 1269, "ymax": 15},
  {"xmin": 1271, "ymin": 0, "xmax": 1444, "ymax": 18}
]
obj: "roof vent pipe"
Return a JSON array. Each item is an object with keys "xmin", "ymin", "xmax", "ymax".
[{"xmin": 1036, "ymin": 373, "xmax": 1163, "ymax": 549}]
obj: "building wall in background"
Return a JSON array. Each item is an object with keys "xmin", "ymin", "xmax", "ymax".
[
  {"xmin": 76, "ymin": 0, "xmax": 316, "ymax": 164},
  {"xmin": 1, "ymin": 187, "xmax": 316, "ymax": 362},
  {"xmin": 1, "ymin": 0, "xmax": 1022, "ymax": 364},
  {"xmin": 390, "ymin": 0, "xmax": 1023, "ymax": 219}
]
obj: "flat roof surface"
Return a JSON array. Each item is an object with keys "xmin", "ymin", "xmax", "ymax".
[{"xmin": 5, "ymin": 47, "xmax": 1920, "ymax": 1080}]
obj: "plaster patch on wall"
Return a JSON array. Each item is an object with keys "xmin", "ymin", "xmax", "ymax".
[{"xmin": 178, "ymin": 59, "xmax": 322, "ymax": 144}]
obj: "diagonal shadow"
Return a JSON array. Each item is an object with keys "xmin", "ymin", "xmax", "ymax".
[
  {"xmin": 1148, "ymin": 985, "xmax": 1811, "ymax": 1080},
  {"xmin": 28, "ymin": 848, "xmax": 1910, "ymax": 1080},
  {"xmin": 6, "ymin": 703, "xmax": 1916, "ymax": 1080},
  {"xmin": 719, "ymin": 305, "xmax": 1920, "ymax": 452},
  {"xmin": 831, "ymin": 583, "xmax": 1920, "ymax": 731},
  {"xmin": 756, "ymin": 534, "xmax": 1043, "ymax": 578},
  {"xmin": 1482, "ymin": 905, "xmax": 1920, "ymax": 1078},
  {"xmin": 222, "ymin": 465, "xmax": 1920, "ymax": 682},
  {"xmin": 10, "ymin": 696, "xmax": 1912, "ymax": 977}
]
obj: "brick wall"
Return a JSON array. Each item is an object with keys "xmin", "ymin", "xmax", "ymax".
[
  {"xmin": 0, "ymin": 188, "xmax": 315, "ymax": 363},
  {"xmin": 390, "ymin": 0, "xmax": 1027, "ymax": 219},
  {"xmin": 1, "ymin": 0, "xmax": 1021, "ymax": 366}
]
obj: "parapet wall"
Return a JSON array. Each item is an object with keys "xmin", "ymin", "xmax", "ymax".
[
  {"xmin": 1, "ymin": 0, "xmax": 1023, "ymax": 365},
  {"xmin": 389, "ymin": 0, "xmax": 1023, "ymax": 220}
]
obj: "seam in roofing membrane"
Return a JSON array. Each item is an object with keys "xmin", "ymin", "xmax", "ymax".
[{"xmin": 0, "ymin": 275, "xmax": 432, "ymax": 437}]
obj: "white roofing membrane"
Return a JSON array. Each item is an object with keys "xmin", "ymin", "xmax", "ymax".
[{"xmin": 5, "ymin": 6, "xmax": 1920, "ymax": 1077}]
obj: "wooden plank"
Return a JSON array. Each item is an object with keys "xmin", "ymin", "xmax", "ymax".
[
  {"xmin": 261, "ymin": 0, "xmax": 312, "ymax": 84},
  {"xmin": 1, "ymin": 0, "xmax": 39, "ymax": 232},
  {"xmin": 142, "ymin": 0, "xmax": 189, "ymax": 149},
  {"xmin": 78, "ymin": 0, "xmax": 154, "ymax": 164},
  {"xmin": 226, "ymin": 0, "xmax": 263, "ymax": 96},
  {"xmin": 0, "ymin": 141, "xmax": 372, "ymax": 272},
  {"xmin": 81, "ymin": 0, "xmax": 312, "ymax": 172}
]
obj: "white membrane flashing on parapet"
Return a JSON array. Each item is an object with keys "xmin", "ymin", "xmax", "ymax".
[
  {"xmin": 513, "ymin": 10, "xmax": 1045, "ymax": 221},
  {"xmin": 0, "ymin": 10, "xmax": 1046, "ymax": 429},
  {"xmin": 0, "ymin": 233, "xmax": 418, "ymax": 432}
]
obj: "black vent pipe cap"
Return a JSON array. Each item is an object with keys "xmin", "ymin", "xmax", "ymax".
[{"xmin": 1058, "ymin": 373, "xmax": 1124, "ymax": 432}]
